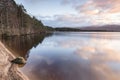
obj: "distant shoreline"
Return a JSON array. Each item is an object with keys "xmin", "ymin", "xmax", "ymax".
[
  {"xmin": 54, "ymin": 28, "xmax": 120, "ymax": 32},
  {"xmin": 54, "ymin": 25, "xmax": 120, "ymax": 32},
  {"xmin": 54, "ymin": 30, "xmax": 120, "ymax": 32}
]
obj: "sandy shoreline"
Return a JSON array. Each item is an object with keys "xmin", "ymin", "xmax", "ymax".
[{"xmin": 0, "ymin": 42, "xmax": 29, "ymax": 80}]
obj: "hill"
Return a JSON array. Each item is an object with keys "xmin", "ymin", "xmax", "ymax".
[
  {"xmin": 0, "ymin": 0, "xmax": 53, "ymax": 36},
  {"xmin": 55, "ymin": 25, "xmax": 120, "ymax": 32},
  {"xmin": 80, "ymin": 25, "xmax": 120, "ymax": 31}
]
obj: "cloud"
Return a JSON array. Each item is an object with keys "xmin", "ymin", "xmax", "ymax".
[
  {"xmin": 39, "ymin": 0, "xmax": 120, "ymax": 27},
  {"xmin": 38, "ymin": 14, "xmax": 92, "ymax": 27},
  {"xmin": 92, "ymin": 0, "xmax": 120, "ymax": 13},
  {"xmin": 15, "ymin": 0, "xmax": 120, "ymax": 27},
  {"xmin": 61, "ymin": 0, "xmax": 120, "ymax": 26},
  {"xmin": 65, "ymin": 0, "xmax": 120, "ymax": 14}
]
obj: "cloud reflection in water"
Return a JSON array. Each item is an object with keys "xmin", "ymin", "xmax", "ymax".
[{"xmin": 21, "ymin": 32, "xmax": 120, "ymax": 80}]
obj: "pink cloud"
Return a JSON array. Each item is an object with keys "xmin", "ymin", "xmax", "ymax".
[
  {"xmin": 76, "ymin": 0, "xmax": 120, "ymax": 14},
  {"xmin": 61, "ymin": 0, "xmax": 120, "ymax": 26}
]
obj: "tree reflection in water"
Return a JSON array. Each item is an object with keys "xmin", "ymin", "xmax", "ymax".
[{"xmin": 0, "ymin": 33, "xmax": 52, "ymax": 60}]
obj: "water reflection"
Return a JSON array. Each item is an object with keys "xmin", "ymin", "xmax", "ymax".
[
  {"xmin": 19, "ymin": 32, "xmax": 120, "ymax": 80},
  {"xmin": 0, "ymin": 33, "xmax": 52, "ymax": 58},
  {"xmin": 2, "ymin": 32, "xmax": 120, "ymax": 80}
]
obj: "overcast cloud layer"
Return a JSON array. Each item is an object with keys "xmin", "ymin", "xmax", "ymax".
[{"xmin": 15, "ymin": 0, "xmax": 120, "ymax": 27}]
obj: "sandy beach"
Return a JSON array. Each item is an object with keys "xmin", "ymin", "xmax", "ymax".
[{"xmin": 0, "ymin": 42, "xmax": 28, "ymax": 80}]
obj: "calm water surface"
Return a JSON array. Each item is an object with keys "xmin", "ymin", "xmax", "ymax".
[{"xmin": 1, "ymin": 32, "xmax": 120, "ymax": 80}]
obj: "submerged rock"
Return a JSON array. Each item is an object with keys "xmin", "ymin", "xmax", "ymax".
[{"xmin": 11, "ymin": 57, "xmax": 26, "ymax": 64}]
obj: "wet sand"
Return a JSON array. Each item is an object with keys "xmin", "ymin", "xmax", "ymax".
[{"xmin": 0, "ymin": 42, "xmax": 28, "ymax": 80}]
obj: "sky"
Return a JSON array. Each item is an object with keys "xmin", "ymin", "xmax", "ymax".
[{"xmin": 14, "ymin": 0, "xmax": 120, "ymax": 27}]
